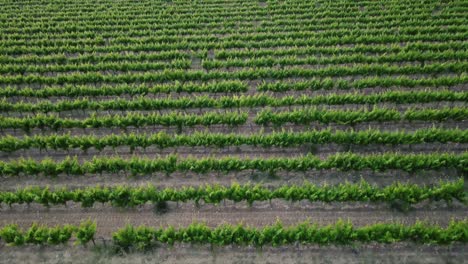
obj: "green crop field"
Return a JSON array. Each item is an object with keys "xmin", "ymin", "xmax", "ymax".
[{"xmin": 0, "ymin": 0, "xmax": 467, "ymax": 262}]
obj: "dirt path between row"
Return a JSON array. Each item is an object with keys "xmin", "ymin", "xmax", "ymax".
[{"xmin": 1, "ymin": 243, "xmax": 467, "ymax": 264}]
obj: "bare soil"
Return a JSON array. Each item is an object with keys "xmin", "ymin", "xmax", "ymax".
[{"xmin": 1, "ymin": 243, "xmax": 467, "ymax": 264}]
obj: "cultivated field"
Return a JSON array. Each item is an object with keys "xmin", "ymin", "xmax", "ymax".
[{"xmin": 0, "ymin": 0, "xmax": 467, "ymax": 262}]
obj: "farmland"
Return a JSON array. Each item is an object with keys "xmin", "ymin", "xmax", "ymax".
[{"xmin": 0, "ymin": 0, "xmax": 467, "ymax": 262}]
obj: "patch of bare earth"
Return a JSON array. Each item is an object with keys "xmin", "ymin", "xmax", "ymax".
[{"xmin": 0, "ymin": 243, "xmax": 467, "ymax": 264}]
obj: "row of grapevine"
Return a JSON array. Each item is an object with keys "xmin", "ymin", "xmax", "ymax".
[
  {"xmin": 6, "ymin": 19, "xmax": 466, "ymax": 43},
  {"xmin": 0, "ymin": 60, "xmax": 191, "ymax": 74},
  {"xmin": 202, "ymin": 50, "xmax": 468, "ymax": 70},
  {"xmin": 0, "ymin": 153, "xmax": 465, "ymax": 176},
  {"xmin": 215, "ymin": 42, "xmax": 468, "ymax": 59},
  {"xmin": 0, "ymin": 112, "xmax": 248, "ymax": 132},
  {"xmin": 7, "ymin": 22, "xmax": 466, "ymax": 45},
  {"xmin": 0, "ymin": 81, "xmax": 248, "ymax": 97},
  {"xmin": 5, "ymin": 23, "xmax": 467, "ymax": 46},
  {"xmin": 4, "ymin": 50, "xmax": 466, "ymax": 75},
  {"xmin": 0, "ymin": 128, "xmax": 465, "ymax": 153},
  {"xmin": 6, "ymin": 1, "xmax": 464, "ymax": 22},
  {"xmin": 254, "ymin": 107, "xmax": 468, "ymax": 126},
  {"xmin": 6, "ymin": 12, "xmax": 466, "ymax": 37},
  {"xmin": 0, "ymin": 51, "xmax": 193, "ymax": 65},
  {"xmin": 2, "ymin": 76, "xmax": 466, "ymax": 98},
  {"xmin": 6, "ymin": 8, "xmax": 465, "ymax": 32},
  {"xmin": 258, "ymin": 76, "xmax": 468, "ymax": 92},
  {"xmin": 0, "ymin": 220, "xmax": 96, "ymax": 246},
  {"xmin": 0, "ymin": 179, "xmax": 463, "ymax": 207},
  {"xmin": 2, "ymin": 42, "xmax": 463, "ymax": 65},
  {"xmin": 1, "ymin": 108, "xmax": 466, "ymax": 131},
  {"xmin": 112, "ymin": 220, "xmax": 468, "ymax": 249},
  {"xmin": 2, "ymin": 91, "xmax": 466, "ymax": 112},
  {"xmin": 2, "ymin": 220, "xmax": 466, "ymax": 248},
  {"xmin": 2, "ymin": 33, "xmax": 467, "ymax": 56},
  {"xmin": 4, "ymin": 50, "xmax": 466, "ymax": 73},
  {"xmin": 1, "ymin": 62, "xmax": 466, "ymax": 84}
]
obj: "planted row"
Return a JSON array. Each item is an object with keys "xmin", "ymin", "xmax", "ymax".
[
  {"xmin": 5, "ymin": 5, "xmax": 464, "ymax": 28},
  {"xmin": 4, "ymin": 32, "xmax": 464, "ymax": 55},
  {"xmin": 254, "ymin": 107, "xmax": 468, "ymax": 126},
  {"xmin": 112, "ymin": 220, "xmax": 468, "ymax": 249},
  {"xmin": 2, "ymin": 90, "xmax": 467, "ymax": 113},
  {"xmin": 5, "ymin": 19, "xmax": 466, "ymax": 44},
  {"xmin": 0, "ymin": 111, "xmax": 248, "ymax": 132},
  {"xmin": 5, "ymin": 9, "xmax": 464, "ymax": 35},
  {"xmin": 5, "ymin": 26, "xmax": 467, "ymax": 49},
  {"xmin": 10, "ymin": 22, "xmax": 466, "ymax": 45},
  {"xmin": 0, "ymin": 81, "xmax": 248, "ymax": 97},
  {"xmin": 215, "ymin": 42, "xmax": 468, "ymax": 59},
  {"xmin": 2, "ymin": 220, "xmax": 466, "ymax": 248},
  {"xmin": 5, "ymin": 14, "xmax": 466, "ymax": 40},
  {"xmin": 0, "ymin": 51, "xmax": 192, "ymax": 65},
  {"xmin": 0, "ymin": 179, "xmax": 464, "ymax": 207},
  {"xmin": 0, "ymin": 153, "xmax": 465, "ymax": 176},
  {"xmin": 0, "ymin": 60, "xmax": 191, "ymax": 74},
  {"xmin": 0, "ymin": 220, "xmax": 96, "ymax": 246},
  {"xmin": 1, "ymin": 33, "xmax": 466, "ymax": 56},
  {"xmin": 1, "ymin": 107, "xmax": 466, "ymax": 131},
  {"xmin": 1, "ymin": 62, "xmax": 466, "ymax": 84},
  {"xmin": 202, "ymin": 50, "xmax": 468, "ymax": 70},
  {"xmin": 2, "ymin": 76, "xmax": 465, "ymax": 98},
  {"xmin": 0, "ymin": 128, "xmax": 465, "ymax": 153},
  {"xmin": 257, "ymin": 75, "xmax": 468, "ymax": 92}
]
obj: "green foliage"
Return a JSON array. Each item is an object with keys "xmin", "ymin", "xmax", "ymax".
[
  {"xmin": 75, "ymin": 220, "xmax": 97, "ymax": 245},
  {"xmin": 113, "ymin": 225, "xmax": 149, "ymax": 250},
  {"xmin": 0, "ymin": 223, "xmax": 83, "ymax": 246},
  {"xmin": 254, "ymin": 107, "xmax": 468, "ymax": 126},
  {"xmin": 0, "ymin": 224, "xmax": 25, "ymax": 246},
  {"xmin": 258, "ymin": 76, "xmax": 468, "ymax": 92},
  {"xmin": 0, "ymin": 90, "xmax": 466, "ymax": 113},
  {"xmin": 0, "ymin": 179, "xmax": 464, "ymax": 208},
  {"xmin": 110, "ymin": 220, "xmax": 468, "ymax": 250},
  {"xmin": 203, "ymin": 50, "xmax": 468, "ymax": 70},
  {"xmin": 0, "ymin": 128, "xmax": 465, "ymax": 153},
  {"xmin": 0, "ymin": 81, "xmax": 247, "ymax": 97},
  {"xmin": 0, "ymin": 153, "xmax": 465, "ymax": 177},
  {"xmin": 0, "ymin": 111, "xmax": 248, "ymax": 131},
  {"xmin": 1, "ymin": 62, "xmax": 467, "ymax": 85}
]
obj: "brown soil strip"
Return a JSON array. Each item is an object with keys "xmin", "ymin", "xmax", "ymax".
[{"xmin": 1, "ymin": 243, "xmax": 467, "ymax": 264}]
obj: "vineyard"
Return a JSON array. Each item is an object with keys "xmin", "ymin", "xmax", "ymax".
[{"xmin": 0, "ymin": 0, "xmax": 467, "ymax": 262}]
